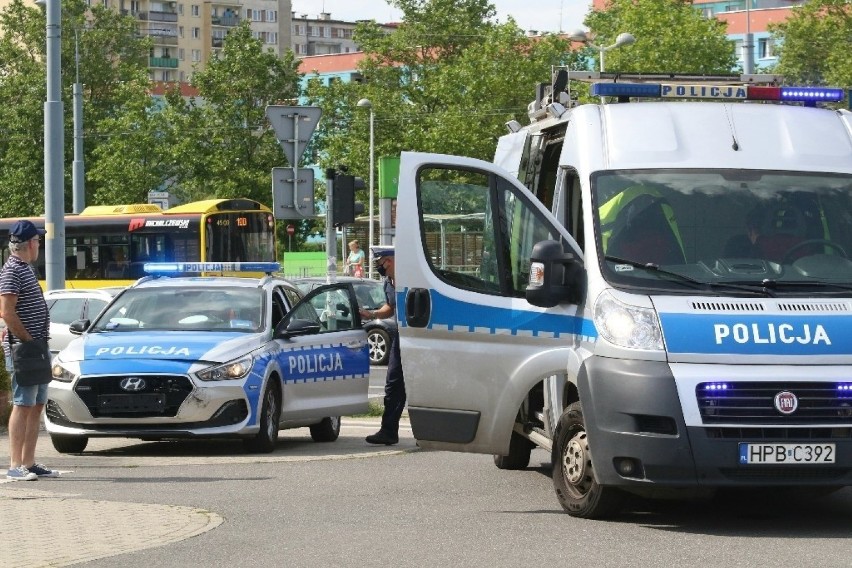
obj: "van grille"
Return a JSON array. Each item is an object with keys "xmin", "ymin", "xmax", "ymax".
[
  {"xmin": 697, "ymin": 382, "xmax": 852, "ymax": 425},
  {"xmin": 690, "ymin": 301, "xmax": 765, "ymax": 312},
  {"xmin": 776, "ymin": 302, "xmax": 850, "ymax": 312}
]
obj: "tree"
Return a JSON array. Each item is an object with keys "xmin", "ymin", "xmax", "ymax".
[
  {"xmin": 174, "ymin": 23, "xmax": 302, "ymax": 205},
  {"xmin": 584, "ymin": 0, "xmax": 736, "ymax": 74},
  {"xmin": 305, "ymin": 0, "xmax": 574, "ymax": 188},
  {"xmin": 0, "ymin": 0, "xmax": 151, "ymax": 216},
  {"xmin": 770, "ymin": 0, "xmax": 852, "ymax": 88}
]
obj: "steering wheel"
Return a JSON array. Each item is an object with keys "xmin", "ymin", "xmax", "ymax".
[{"xmin": 782, "ymin": 239, "xmax": 848, "ymax": 264}]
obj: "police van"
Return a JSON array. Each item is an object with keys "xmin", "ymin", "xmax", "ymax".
[
  {"xmin": 46, "ymin": 262, "xmax": 369, "ymax": 454},
  {"xmin": 395, "ymin": 71, "xmax": 852, "ymax": 517}
]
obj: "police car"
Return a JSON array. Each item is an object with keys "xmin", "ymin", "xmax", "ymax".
[{"xmin": 45, "ymin": 263, "xmax": 370, "ymax": 454}]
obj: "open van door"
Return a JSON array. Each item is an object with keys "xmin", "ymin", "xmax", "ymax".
[{"xmin": 395, "ymin": 152, "xmax": 589, "ymax": 455}]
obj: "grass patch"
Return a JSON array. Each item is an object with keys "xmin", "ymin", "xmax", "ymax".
[{"xmin": 352, "ymin": 399, "xmax": 384, "ymax": 418}]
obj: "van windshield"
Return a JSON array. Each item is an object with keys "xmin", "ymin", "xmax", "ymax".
[{"xmin": 593, "ymin": 170, "xmax": 852, "ymax": 295}]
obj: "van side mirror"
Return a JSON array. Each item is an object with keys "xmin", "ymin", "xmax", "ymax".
[{"xmin": 525, "ymin": 240, "xmax": 585, "ymax": 308}]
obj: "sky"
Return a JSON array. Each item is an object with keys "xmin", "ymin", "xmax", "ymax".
[{"xmin": 290, "ymin": 0, "xmax": 591, "ymax": 35}]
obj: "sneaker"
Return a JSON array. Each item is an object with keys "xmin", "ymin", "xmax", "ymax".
[
  {"xmin": 28, "ymin": 463, "xmax": 60, "ymax": 478},
  {"xmin": 365, "ymin": 431, "xmax": 399, "ymax": 446},
  {"xmin": 6, "ymin": 466, "xmax": 37, "ymax": 481}
]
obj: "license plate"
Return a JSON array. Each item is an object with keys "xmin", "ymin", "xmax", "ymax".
[
  {"xmin": 98, "ymin": 394, "xmax": 166, "ymax": 413},
  {"xmin": 738, "ymin": 443, "xmax": 836, "ymax": 465}
]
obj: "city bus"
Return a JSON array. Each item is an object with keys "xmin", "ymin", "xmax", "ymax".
[{"xmin": 0, "ymin": 198, "xmax": 277, "ymax": 287}]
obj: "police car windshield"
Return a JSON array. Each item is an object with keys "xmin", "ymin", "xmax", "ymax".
[
  {"xmin": 91, "ymin": 286, "xmax": 264, "ymax": 332},
  {"xmin": 595, "ymin": 169, "xmax": 852, "ymax": 295}
]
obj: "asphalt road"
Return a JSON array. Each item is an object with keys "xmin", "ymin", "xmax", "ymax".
[{"xmin": 3, "ymin": 422, "xmax": 852, "ymax": 568}]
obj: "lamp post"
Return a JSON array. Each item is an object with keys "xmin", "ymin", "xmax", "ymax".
[
  {"xmin": 42, "ymin": 0, "xmax": 65, "ymax": 291},
  {"xmin": 568, "ymin": 29, "xmax": 635, "ymax": 73},
  {"xmin": 743, "ymin": 0, "xmax": 754, "ymax": 74},
  {"xmin": 72, "ymin": 28, "xmax": 85, "ymax": 213},
  {"xmin": 356, "ymin": 98, "xmax": 375, "ymax": 279}
]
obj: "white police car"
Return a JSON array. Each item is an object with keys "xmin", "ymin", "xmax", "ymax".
[{"xmin": 45, "ymin": 263, "xmax": 370, "ymax": 454}]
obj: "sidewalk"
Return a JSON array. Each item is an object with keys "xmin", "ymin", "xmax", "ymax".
[{"xmin": 0, "ymin": 418, "xmax": 414, "ymax": 567}]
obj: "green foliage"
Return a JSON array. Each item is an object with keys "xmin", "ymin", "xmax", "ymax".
[
  {"xmin": 771, "ymin": 0, "xmax": 852, "ymax": 88},
  {"xmin": 305, "ymin": 0, "xmax": 573, "ymax": 197},
  {"xmin": 584, "ymin": 0, "xmax": 736, "ymax": 74}
]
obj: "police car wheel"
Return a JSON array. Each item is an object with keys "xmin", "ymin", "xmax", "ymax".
[
  {"xmin": 310, "ymin": 416, "xmax": 341, "ymax": 442},
  {"xmin": 51, "ymin": 434, "xmax": 88, "ymax": 454},
  {"xmin": 367, "ymin": 328, "xmax": 390, "ymax": 366},
  {"xmin": 552, "ymin": 402, "xmax": 624, "ymax": 519},
  {"xmin": 493, "ymin": 431, "xmax": 534, "ymax": 470},
  {"xmin": 243, "ymin": 379, "xmax": 281, "ymax": 453}
]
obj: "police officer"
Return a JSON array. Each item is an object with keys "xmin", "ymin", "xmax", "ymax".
[{"xmin": 359, "ymin": 246, "xmax": 404, "ymax": 445}]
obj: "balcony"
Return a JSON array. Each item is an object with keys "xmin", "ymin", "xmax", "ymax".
[
  {"xmin": 149, "ymin": 11, "xmax": 179, "ymax": 23},
  {"xmin": 142, "ymin": 30, "xmax": 179, "ymax": 45},
  {"xmin": 149, "ymin": 57, "xmax": 179, "ymax": 68},
  {"xmin": 211, "ymin": 15, "xmax": 240, "ymax": 27},
  {"xmin": 212, "ymin": 37, "xmax": 224, "ymax": 48}
]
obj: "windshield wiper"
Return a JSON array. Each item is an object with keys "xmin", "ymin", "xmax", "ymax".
[{"xmin": 604, "ymin": 255, "xmax": 771, "ymax": 296}]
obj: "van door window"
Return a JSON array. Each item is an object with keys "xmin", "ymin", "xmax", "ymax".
[{"xmin": 418, "ymin": 166, "xmax": 561, "ymax": 297}]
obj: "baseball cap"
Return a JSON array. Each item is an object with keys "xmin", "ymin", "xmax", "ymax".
[
  {"xmin": 9, "ymin": 220, "xmax": 46, "ymax": 243},
  {"xmin": 371, "ymin": 246, "xmax": 395, "ymax": 261}
]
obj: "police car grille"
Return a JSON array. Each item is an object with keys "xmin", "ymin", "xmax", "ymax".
[
  {"xmin": 697, "ymin": 382, "xmax": 852, "ymax": 425},
  {"xmin": 75, "ymin": 375, "xmax": 193, "ymax": 418}
]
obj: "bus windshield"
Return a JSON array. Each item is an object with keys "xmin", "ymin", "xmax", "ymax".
[
  {"xmin": 205, "ymin": 211, "xmax": 275, "ymax": 262},
  {"xmin": 594, "ymin": 170, "xmax": 852, "ymax": 294}
]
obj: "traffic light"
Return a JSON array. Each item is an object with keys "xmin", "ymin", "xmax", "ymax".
[{"xmin": 332, "ymin": 173, "xmax": 365, "ymax": 225}]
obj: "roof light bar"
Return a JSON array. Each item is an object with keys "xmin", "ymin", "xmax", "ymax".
[
  {"xmin": 589, "ymin": 82, "xmax": 844, "ymax": 104},
  {"xmin": 144, "ymin": 262, "xmax": 281, "ymax": 274}
]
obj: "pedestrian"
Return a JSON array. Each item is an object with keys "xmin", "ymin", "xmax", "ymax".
[
  {"xmin": 345, "ymin": 239, "xmax": 365, "ymax": 278},
  {"xmin": 360, "ymin": 246, "xmax": 404, "ymax": 445},
  {"xmin": 2, "ymin": 220, "xmax": 59, "ymax": 480}
]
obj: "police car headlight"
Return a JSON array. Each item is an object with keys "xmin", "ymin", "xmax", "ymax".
[
  {"xmin": 196, "ymin": 355, "xmax": 254, "ymax": 382},
  {"xmin": 51, "ymin": 363, "xmax": 77, "ymax": 383},
  {"xmin": 594, "ymin": 290, "xmax": 663, "ymax": 350}
]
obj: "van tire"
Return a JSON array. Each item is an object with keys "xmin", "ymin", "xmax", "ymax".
[
  {"xmin": 493, "ymin": 431, "xmax": 534, "ymax": 470},
  {"xmin": 552, "ymin": 402, "xmax": 624, "ymax": 518}
]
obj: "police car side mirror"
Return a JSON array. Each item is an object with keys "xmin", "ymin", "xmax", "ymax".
[
  {"xmin": 275, "ymin": 318, "xmax": 322, "ymax": 339},
  {"xmin": 526, "ymin": 240, "xmax": 585, "ymax": 308},
  {"xmin": 69, "ymin": 319, "xmax": 90, "ymax": 335}
]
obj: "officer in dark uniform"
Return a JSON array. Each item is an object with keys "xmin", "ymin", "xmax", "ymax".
[{"xmin": 359, "ymin": 246, "xmax": 405, "ymax": 445}]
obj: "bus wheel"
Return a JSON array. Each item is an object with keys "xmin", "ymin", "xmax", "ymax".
[
  {"xmin": 552, "ymin": 402, "xmax": 624, "ymax": 518},
  {"xmin": 493, "ymin": 431, "xmax": 534, "ymax": 470}
]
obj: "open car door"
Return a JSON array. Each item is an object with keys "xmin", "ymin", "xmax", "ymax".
[
  {"xmin": 396, "ymin": 152, "xmax": 587, "ymax": 455},
  {"xmin": 274, "ymin": 283, "xmax": 370, "ymax": 419}
]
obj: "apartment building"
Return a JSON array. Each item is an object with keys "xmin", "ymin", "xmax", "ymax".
[
  {"xmin": 290, "ymin": 11, "xmax": 396, "ymax": 57},
  {"xmin": 591, "ymin": 0, "xmax": 807, "ymax": 70}
]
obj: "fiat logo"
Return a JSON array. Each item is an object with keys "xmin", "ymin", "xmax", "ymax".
[
  {"xmin": 120, "ymin": 377, "xmax": 147, "ymax": 392},
  {"xmin": 774, "ymin": 391, "xmax": 798, "ymax": 415}
]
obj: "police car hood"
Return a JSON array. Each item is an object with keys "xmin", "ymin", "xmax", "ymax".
[
  {"xmin": 61, "ymin": 331, "xmax": 265, "ymax": 365},
  {"xmin": 653, "ymin": 296, "xmax": 852, "ymax": 364}
]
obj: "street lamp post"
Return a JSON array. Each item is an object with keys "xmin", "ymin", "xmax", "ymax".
[
  {"xmin": 569, "ymin": 30, "xmax": 635, "ymax": 73},
  {"xmin": 72, "ymin": 29, "xmax": 86, "ymax": 214},
  {"xmin": 43, "ymin": 0, "xmax": 65, "ymax": 291},
  {"xmin": 356, "ymin": 98, "xmax": 375, "ymax": 279}
]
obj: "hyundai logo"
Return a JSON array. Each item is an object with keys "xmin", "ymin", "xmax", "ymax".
[
  {"xmin": 774, "ymin": 391, "xmax": 798, "ymax": 415},
  {"xmin": 120, "ymin": 377, "xmax": 147, "ymax": 392}
]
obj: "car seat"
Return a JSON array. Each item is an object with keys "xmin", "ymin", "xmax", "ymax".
[{"xmin": 606, "ymin": 193, "xmax": 686, "ymax": 265}]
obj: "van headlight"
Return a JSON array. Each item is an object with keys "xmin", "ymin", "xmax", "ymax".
[
  {"xmin": 52, "ymin": 363, "xmax": 78, "ymax": 383},
  {"xmin": 594, "ymin": 290, "xmax": 663, "ymax": 350},
  {"xmin": 196, "ymin": 355, "xmax": 254, "ymax": 381}
]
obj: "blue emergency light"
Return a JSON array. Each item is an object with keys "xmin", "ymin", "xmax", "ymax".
[
  {"xmin": 591, "ymin": 82, "xmax": 845, "ymax": 105},
  {"xmin": 143, "ymin": 262, "xmax": 281, "ymax": 274}
]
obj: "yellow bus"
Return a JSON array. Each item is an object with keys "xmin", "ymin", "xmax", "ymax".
[{"xmin": 0, "ymin": 198, "xmax": 276, "ymax": 287}]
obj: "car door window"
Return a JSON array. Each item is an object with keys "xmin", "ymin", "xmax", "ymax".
[
  {"xmin": 282, "ymin": 284, "xmax": 359, "ymax": 333},
  {"xmin": 49, "ymin": 298, "xmax": 86, "ymax": 325},
  {"xmin": 418, "ymin": 166, "xmax": 561, "ymax": 297},
  {"xmin": 85, "ymin": 299, "xmax": 109, "ymax": 320}
]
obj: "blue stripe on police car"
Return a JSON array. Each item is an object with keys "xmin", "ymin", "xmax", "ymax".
[{"xmin": 660, "ymin": 313, "xmax": 852, "ymax": 355}]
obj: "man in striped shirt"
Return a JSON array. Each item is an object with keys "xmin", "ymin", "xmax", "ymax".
[{"xmin": 1, "ymin": 220, "xmax": 58, "ymax": 481}]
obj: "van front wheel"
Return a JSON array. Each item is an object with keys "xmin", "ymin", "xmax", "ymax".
[{"xmin": 552, "ymin": 402, "xmax": 624, "ymax": 518}]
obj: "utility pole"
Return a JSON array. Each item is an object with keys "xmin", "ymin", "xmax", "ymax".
[
  {"xmin": 44, "ymin": 0, "xmax": 65, "ymax": 290},
  {"xmin": 72, "ymin": 29, "xmax": 85, "ymax": 213}
]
